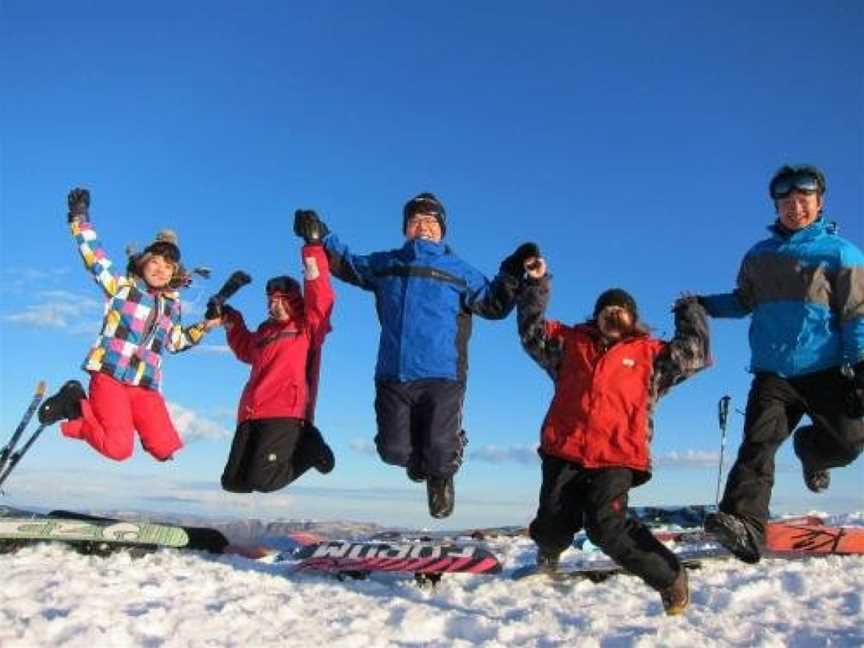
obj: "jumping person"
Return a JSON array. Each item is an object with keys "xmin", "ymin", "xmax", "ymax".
[
  {"xmin": 517, "ymin": 254, "xmax": 710, "ymax": 615},
  {"xmin": 294, "ymin": 193, "xmax": 535, "ymax": 518},
  {"xmin": 696, "ymin": 165, "xmax": 864, "ymax": 563},
  {"xmin": 219, "ymin": 211, "xmax": 336, "ymax": 493},
  {"xmin": 38, "ymin": 188, "xmax": 221, "ymax": 461}
]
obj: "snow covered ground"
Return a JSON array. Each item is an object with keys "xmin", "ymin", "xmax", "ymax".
[{"xmin": 2, "ymin": 514, "xmax": 863, "ymax": 647}]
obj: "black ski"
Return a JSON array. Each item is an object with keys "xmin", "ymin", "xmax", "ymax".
[
  {"xmin": 0, "ymin": 381, "xmax": 47, "ymax": 484},
  {"xmin": 205, "ymin": 270, "xmax": 252, "ymax": 319}
]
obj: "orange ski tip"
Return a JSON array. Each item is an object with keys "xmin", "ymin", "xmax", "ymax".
[{"xmin": 36, "ymin": 381, "xmax": 47, "ymax": 396}]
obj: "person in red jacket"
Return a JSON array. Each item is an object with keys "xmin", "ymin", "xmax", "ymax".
[
  {"xmin": 219, "ymin": 213, "xmax": 335, "ymax": 493},
  {"xmin": 517, "ymin": 255, "xmax": 710, "ymax": 615}
]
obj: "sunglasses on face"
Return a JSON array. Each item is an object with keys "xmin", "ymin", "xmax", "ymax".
[{"xmin": 770, "ymin": 172, "xmax": 821, "ymax": 199}]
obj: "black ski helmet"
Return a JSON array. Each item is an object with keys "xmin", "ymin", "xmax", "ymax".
[{"xmin": 402, "ymin": 192, "xmax": 447, "ymax": 236}]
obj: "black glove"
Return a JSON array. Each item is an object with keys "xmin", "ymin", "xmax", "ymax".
[
  {"xmin": 294, "ymin": 209, "xmax": 329, "ymax": 245},
  {"xmin": 205, "ymin": 296, "xmax": 224, "ymax": 320},
  {"xmin": 673, "ymin": 295, "xmax": 701, "ymax": 312},
  {"xmin": 67, "ymin": 188, "xmax": 90, "ymax": 223},
  {"xmin": 500, "ymin": 242, "xmax": 541, "ymax": 278},
  {"xmin": 846, "ymin": 362, "xmax": 864, "ymax": 419}
]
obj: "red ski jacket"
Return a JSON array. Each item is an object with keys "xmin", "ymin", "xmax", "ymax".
[
  {"xmin": 225, "ymin": 245, "xmax": 334, "ymax": 423},
  {"xmin": 517, "ymin": 277, "xmax": 710, "ymax": 484}
]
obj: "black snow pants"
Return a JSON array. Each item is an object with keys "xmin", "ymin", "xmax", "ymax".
[
  {"xmin": 529, "ymin": 453, "xmax": 681, "ymax": 590},
  {"xmin": 221, "ymin": 418, "xmax": 325, "ymax": 493},
  {"xmin": 720, "ymin": 368, "xmax": 864, "ymax": 540},
  {"xmin": 374, "ymin": 379, "xmax": 466, "ymax": 479}
]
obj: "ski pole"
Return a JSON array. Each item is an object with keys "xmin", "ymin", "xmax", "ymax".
[
  {"xmin": 715, "ymin": 395, "xmax": 731, "ymax": 506},
  {"xmin": 0, "ymin": 381, "xmax": 46, "ymax": 478},
  {"xmin": 0, "ymin": 424, "xmax": 47, "ymax": 489}
]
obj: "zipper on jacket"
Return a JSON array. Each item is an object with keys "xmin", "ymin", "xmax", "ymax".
[{"xmin": 138, "ymin": 294, "xmax": 164, "ymax": 355}]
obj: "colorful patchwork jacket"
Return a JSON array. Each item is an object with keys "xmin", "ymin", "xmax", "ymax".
[{"xmin": 72, "ymin": 221, "xmax": 207, "ymax": 391}]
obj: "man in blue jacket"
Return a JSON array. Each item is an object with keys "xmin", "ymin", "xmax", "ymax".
[
  {"xmin": 697, "ymin": 165, "xmax": 864, "ymax": 563},
  {"xmin": 295, "ymin": 193, "xmax": 535, "ymax": 518}
]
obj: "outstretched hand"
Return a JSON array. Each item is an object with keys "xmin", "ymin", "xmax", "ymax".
[
  {"xmin": 524, "ymin": 256, "xmax": 547, "ymax": 279},
  {"xmin": 501, "ymin": 242, "xmax": 541, "ymax": 278},
  {"xmin": 67, "ymin": 187, "xmax": 90, "ymax": 223},
  {"xmin": 294, "ymin": 209, "xmax": 329, "ymax": 244},
  {"xmin": 672, "ymin": 292, "xmax": 701, "ymax": 311}
]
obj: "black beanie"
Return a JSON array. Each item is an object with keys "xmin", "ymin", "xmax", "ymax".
[
  {"xmin": 402, "ymin": 192, "xmax": 447, "ymax": 236},
  {"xmin": 266, "ymin": 275, "xmax": 301, "ymax": 296},
  {"xmin": 593, "ymin": 288, "xmax": 638, "ymax": 320}
]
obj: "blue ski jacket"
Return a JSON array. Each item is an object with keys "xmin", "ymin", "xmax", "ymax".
[
  {"xmin": 700, "ymin": 218, "xmax": 864, "ymax": 377},
  {"xmin": 323, "ymin": 233, "xmax": 520, "ymax": 383}
]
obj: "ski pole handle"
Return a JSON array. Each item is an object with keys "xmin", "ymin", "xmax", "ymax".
[{"xmin": 718, "ymin": 395, "xmax": 731, "ymax": 431}]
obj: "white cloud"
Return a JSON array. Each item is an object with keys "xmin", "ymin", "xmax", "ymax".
[
  {"xmin": 654, "ymin": 449, "xmax": 721, "ymax": 468},
  {"xmin": 193, "ymin": 343, "xmax": 232, "ymax": 354},
  {"xmin": 166, "ymin": 401, "xmax": 233, "ymax": 442},
  {"xmin": 349, "ymin": 438, "xmax": 377, "ymax": 455},
  {"xmin": 2, "ymin": 290, "xmax": 102, "ymax": 330},
  {"xmin": 470, "ymin": 444, "xmax": 539, "ymax": 465}
]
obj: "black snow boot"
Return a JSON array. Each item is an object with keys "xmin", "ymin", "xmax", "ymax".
[
  {"xmin": 659, "ymin": 568, "xmax": 690, "ymax": 616},
  {"xmin": 704, "ymin": 511, "xmax": 761, "ymax": 564},
  {"xmin": 427, "ymin": 475, "xmax": 455, "ymax": 519},
  {"xmin": 38, "ymin": 380, "xmax": 85, "ymax": 425},
  {"xmin": 803, "ymin": 468, "xmax": 830, "ymax": 493},
  {"xmin": 406, "ymin": 455, "xmax": 427, "ymax": 483},
  {"xmin": 306, "ymin": 425, "xmax": 335, "ymax": 474},
  {"xmin": 793, "ymin": 426, "xmax": 830, "ymax": 493},
  {"xmin": 315, "ymin": 443, "xmax": 335, "ymax": 474}
]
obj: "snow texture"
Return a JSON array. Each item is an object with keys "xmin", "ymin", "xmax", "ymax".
[{"xmin": 1, "ymin": 514, "xmax": 863, "ymax": 647}]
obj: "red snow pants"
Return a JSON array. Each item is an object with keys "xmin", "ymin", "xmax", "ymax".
[{"xmin": 61, "ymin": 372, "xmax": 183, "ymax": 461}]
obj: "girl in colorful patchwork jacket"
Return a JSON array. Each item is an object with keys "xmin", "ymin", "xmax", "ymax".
[
  {"xmin": 37, "ymin": 188, "xmax": 221, "ymax": 461},
  {"xmin": 516, "ymin": 254, "xmax": 710, "ymax": 615}
]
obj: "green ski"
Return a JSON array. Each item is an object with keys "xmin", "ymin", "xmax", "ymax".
[{"xmin": 0, "ymin": 517, "xmax": 189, "ymax": 548}]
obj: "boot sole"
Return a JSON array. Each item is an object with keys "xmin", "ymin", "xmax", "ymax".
[{"xmin": 705, "ymin": 517, "xmax": 761, "ymax": 564}]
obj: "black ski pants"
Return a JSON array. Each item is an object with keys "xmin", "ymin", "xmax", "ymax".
[
  {"xmin": 374, "ymin": 379, "xmax": 465, "ymax": 479},
  {"xmin": 221, "ymin": 418, "xmax": 324, "ymax": 493},
  {"xmin": 529, "ymin": 454, "xmax": 681, "ymax": 590},
  {"xmin": 721, "ymin": 369, "xmax": 864, "ymax": 539}
]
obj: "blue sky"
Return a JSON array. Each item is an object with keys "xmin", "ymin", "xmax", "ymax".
[{"xmin": 1, "ymin": 1, "xmax": 862, "ymax": 528}]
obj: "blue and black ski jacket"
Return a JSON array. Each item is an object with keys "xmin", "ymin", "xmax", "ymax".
[
  {"xmin": 323, "ymin": 233, "xmax": 520, "ymax": 383},
  {"xmin": 700, "ymin": 218, "xmax": 864, "ymax": 377}
]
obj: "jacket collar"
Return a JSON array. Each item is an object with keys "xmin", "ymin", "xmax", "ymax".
[
  {"xmin": 401, "ymin": 238, "xmax": 452, "ymax": 259},
  {"xmin": 768, "ymin": 217, "xmax": 827, "ymax": 242}
]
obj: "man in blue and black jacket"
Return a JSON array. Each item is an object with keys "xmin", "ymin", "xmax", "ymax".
[
  {"xmin": 697, "ymin": 165, "xmax": 864, "ymax": 563},
  {"xmin": 294, "ymin": 193, "xmax": 536, "ymax": 518}
]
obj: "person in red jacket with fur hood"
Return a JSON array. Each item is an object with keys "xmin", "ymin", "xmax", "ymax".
[
  {"xmin": 218, "ymin": 211, "xmax": 335, "ymax": 493},
  {"xmin": 516, "ymin": 254, "xmax": 710, "ymax": 615}
]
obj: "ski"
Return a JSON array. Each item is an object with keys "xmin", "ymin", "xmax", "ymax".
[
  {"xmin": 47, "ymin": 510, "xmax": 230, "ymax": 553},
  {"xmin": 291, "ymin": 540, "xmax": 502, "ymax": 577},
  {"xmin": 512, "ymin": 547, "xmax": 731, "ymax": 583},
  {"xmin": 0, "ymin": 517, "xmax": 189, "ymax": 548},
  {"xmin": 0, "ymin": 381, "xmax": 47, "ymax": 481}
]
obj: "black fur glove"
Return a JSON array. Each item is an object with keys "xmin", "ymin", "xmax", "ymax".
[
  {"xmin": 67, "ymin": 188, "xmax": 90, "ymax": 223},
  {"xmin": 500, "ymin": 242, "xmax": 541, "ymax": 278},
  {"xmin": 294, "ymin": 209, "xmax": 330, "ymax": 245}
]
